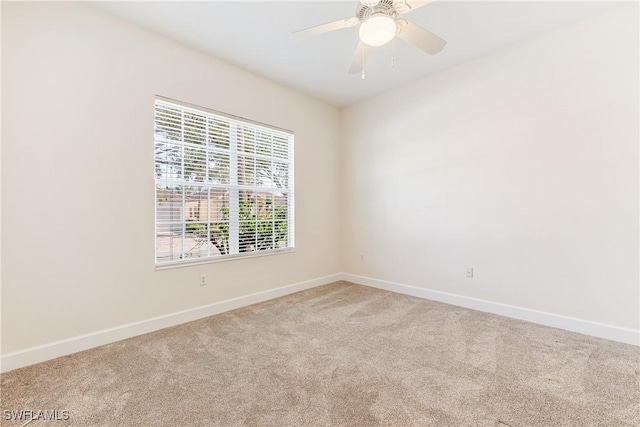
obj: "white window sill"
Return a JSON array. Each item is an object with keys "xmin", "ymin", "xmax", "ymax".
[{"xmin": 154, "ymin": 247, "xmax": 295, "ymax": 270}]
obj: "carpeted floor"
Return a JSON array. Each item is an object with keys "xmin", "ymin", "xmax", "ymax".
[{"xmin": 1, "ymin": 281, "xmax": 639, "ymax": 426}]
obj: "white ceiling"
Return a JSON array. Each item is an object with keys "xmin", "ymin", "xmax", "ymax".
[{"xmin": 92, "ymin": 1, "xmax": 622, "ymax": 107}]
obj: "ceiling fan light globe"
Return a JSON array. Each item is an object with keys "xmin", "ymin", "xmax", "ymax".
[
  {"xmin": 359, "ymin": 14, "xmax": 397, "ymax": 47},
  {"xmin": 360, "ymin": 0, "xmax": 380, "ymax": 7}
]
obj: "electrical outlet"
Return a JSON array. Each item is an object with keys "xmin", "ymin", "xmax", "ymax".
[
  {"xmin": 200, "ymin": 274, "xmax": 207, "ymax": 286},
  {"xmin": 466, "ymin": 268, "xmax": 474, "ymax": 278},
  {"xmin": 360, "ymin": 255, "xmax": 365, "ymax": 262}
]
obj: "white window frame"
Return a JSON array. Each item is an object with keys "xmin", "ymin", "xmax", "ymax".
[{"xmin": 154, "ymin": 96, "xmax": 295, "ymax": 268}]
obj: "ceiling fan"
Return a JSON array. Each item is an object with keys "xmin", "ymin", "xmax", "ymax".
[{"xmin": 291, "ymin": 0, "xmax": 447, "ymax": 76}]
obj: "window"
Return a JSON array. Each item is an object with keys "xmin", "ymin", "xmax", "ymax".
[{"xmin": 154, "ymin": 97, "xmax": 294, "ymax": 266}]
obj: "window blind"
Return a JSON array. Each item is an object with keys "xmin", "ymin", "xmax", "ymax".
[{"xmin": 154, "ymin": 97, "xmax": 294, "ymax": 266}]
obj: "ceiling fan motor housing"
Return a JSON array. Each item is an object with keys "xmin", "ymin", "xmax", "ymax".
[{"xmin": 357, "ymin": 0, "xmax": 398, "ymax": 22}]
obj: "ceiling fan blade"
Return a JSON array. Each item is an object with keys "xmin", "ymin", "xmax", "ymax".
[
  {"xmin": 291, "ymin": 17, "xmax": 358, "ymax": 39},
  {"xmin": 348, "ymin": 42, "xmax": 371, "ymax": 74},
  {"xmin": 395, "ymin": 0, "xmax": 437, "ymax": 14},
  {"xmin": 396, "ymin": 21, "xmax": 446, "ymax": 55}
]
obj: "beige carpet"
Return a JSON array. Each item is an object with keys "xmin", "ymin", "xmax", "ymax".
[{"xmin": 1, "ymin": 281, "xmax": 639, "ymax": 426}]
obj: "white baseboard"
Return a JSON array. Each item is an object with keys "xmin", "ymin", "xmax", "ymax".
[
  {"xmin": 343, "ymin": 273, "xmax": 640, "ymax": 346},
  {"xmin": 4, "ymin": 272, "xmax": 636, "ymax": 373},
  {"xmin": 0, "ymin": 273, "xmax": 342, "ymax": 373}
]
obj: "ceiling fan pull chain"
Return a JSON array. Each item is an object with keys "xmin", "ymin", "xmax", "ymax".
[
  {"xmin": 361, "ymin": 45, "xmax": 366, "ymax": 79},
  {"xmin": 391, "ymin": 37, "xmax": 397, "ymax": 68}
]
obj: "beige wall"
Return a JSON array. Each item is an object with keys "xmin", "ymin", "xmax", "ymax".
[
  {"xmin": 341, "ymin": 5, "xmax": 639, "ymax": 330},
  {"xmin": 1, "ymin": 2, "xmax": 341, "ymax": 353}
]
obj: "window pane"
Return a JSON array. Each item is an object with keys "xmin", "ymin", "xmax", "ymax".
[
  {"xmin": 255, "ymin": 158, "xmax": 272, "ymax": 188},
  {"xmin": 210, "ymin": 221, "xmax": 230, "ymax": 256},
  {"xmin": 183, "ymin": 222, "xmax": 213, "ymax": 260},
  {"xmin": 184, "ymin": 146, "xmax": 207, "ymax": 182},
  {"xmin": 236, "ymin": 190, "xmax": 286, "ymax": 253},
  {"xmin": 155, "ymin": 142, "xmax": 182, "ymax": 180},
  {"xmin": 272, "ymin": 161, "xmax": 289, "ymax": 189},
  {"xmin": 155, "ymin": 105, "xmax": 182, "ymax": 141},
  {"xmin": 274, "ymin": 221, "xmax": 288, "ymax": 248},
  {"xmin": 256, "ymin": 131, "xmax": 272, "ymax": 156},
  {"xmin": 184, "ymin": 111, "xmax": 207, "ymax": 145},
  {"xmin": 274, "ymin": 193, "xmax": 289, "ymax": 221},
  {"xmin": 238, "ymin": 155, "xmax": 256, "ymax": 186},
  {"xmin": 238, "ymin": 221, "xmax": 256, "ymax": 252},
  {"xmin": 155, "ymin": 98, "xmax": 294, "ymax": 265},
  {"xmin": 209, "ymin": 190, "xmax": 230, "ymax": 256},
  {"xmin": 256, "ymin": 220, "xmax": 275, "ymax": 251},
  {"xmin": 272, "ymin": 135, "xmax": 289, "ymax": 159},
  {"xmin": 156, "ymin": 224, "xmax": 183, "ymax": 263},
  {"xmin": 208, "ymin": 152, "xmax": 229, "ymax": 184},
  {"xmin": 208, "ymin": 118, "xmax": 230, "ymax": 150},
  {"xmin": 156, "ymin": 185, "xmax": 184, "ymax": 224},
  {"xmin": 238, "ymin": 191, "xmax": 256, "ymax": 220},
  {"xmin": 184, "ymin": 187, "xmax": 207, "ymax": 221},
  {"xmin": 238, "ymin": 126, "xmax": 255, "ymax": 154},
  {"xmin": 208, "ymin": 188, "xmax": 229, "ymax": 222}
]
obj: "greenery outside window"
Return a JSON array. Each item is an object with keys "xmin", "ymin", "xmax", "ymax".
[{"xmin": 154, "ymin": 97, "xmax": 294, "ymax": 266}]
